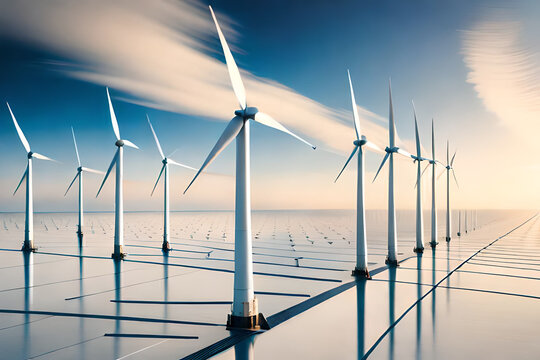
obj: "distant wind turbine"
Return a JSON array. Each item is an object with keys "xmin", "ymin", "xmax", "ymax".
[
  {"xmin": 334, "ymin": 70, "xmax": 382, "ymax": 278},
  {"xmin": 147, "ymin": 116, "xmax": 196, "ymax": 251},
  {"xmin": 373, "ymin": 82, "xmax": 413, "ymax": 266},
  {"xmin": 65, "ymin": 127, "xmax": 104, "ymax": 240},
  {"xmin": 410, "ymin": 103, "xmax": 432, "ymax": 253},
  {"xmin": 96, "ymin": 88, "xmax": 139, "ymax": 259},
  {"xmin": 7, "ymin": 103, "xmax": 57, "ymax": 252},
  {"xmin": 440, "ymin": 141, "xmax": 458, "ymax": 241},
  {"xmin": 184, "ymin": 5, "xmax": 315, "ymax": 329}
]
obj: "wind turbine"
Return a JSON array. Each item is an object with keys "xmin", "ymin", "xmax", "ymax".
[
  {"xmin": 7, "ymin": 103, "xmax": 56, "ymax": 252},
  {"xmin": 373, "ymin": 82, "xmax": 412, "ymax": 266},
  {"xmin": 410, "ymin": 103, "xmax": 431, "ymax": 253},
  {"xmin": 65, "ymin": 127, "xmax": 104, "ymax": 240},
  {"xmin": 184, "ymin": 5, "xmax": 315, "ymax": 329},
  {"xmin": 147, "ymin": 116, "xmax": 196, "ymax": 252},
  {"xmin": 334, "ymin": 70, "xmax": 382, "ymax": 278},
  {"xmin": 441, "ymin": 141, "xmax": 458, "ymax": 241},
  {"xmin": 96, "ymin": 88, "xmax": 139, "ymax": 259}
]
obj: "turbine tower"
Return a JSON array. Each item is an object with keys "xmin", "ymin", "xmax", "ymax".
[
  {"xmin": 410, "ymin": 103, "xmax": 431, "ymax": 253},
  {"xmin": 7, "ymin": 103, "xmax": 56, "ymax": 252},
  {"xmin": 147, "ymin": 116, "xmax": 196, "ymax": 252},
  {"xmin": 373, "ymin": 82, "xmax": 412, "ymax": 266},
  {"xmin": 429, "ymin": 120, "xmax": 441, "ymax": 248},
  {"xmin": 96, "ymin": 88, "xmax": 139, "ymax": 260},
  {"xmin": 334, "ymin": 70, "xmax": 382, "ymax": 278},
  {"xmin": 184, "ymin": 5, "xmax": 315, "ymax": 330},
  {"xmin": 442, "ymin": 141, "xmax": 458, "ymax": 241},
  {"xmin": 65, "ymin": 127, "xmax": 103, "ymax": 240}
]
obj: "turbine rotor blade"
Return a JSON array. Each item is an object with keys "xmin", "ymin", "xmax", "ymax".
[
  {"xmin": 412, "ymin": 101, "xmax": 421, "ymax": 157},
  {"xmin": 168, "ymin": 159, "xmax": 197, "ymax": 171},
  {"xmin": 347, "ymin": 70, "xmax": 361, "ymax": 140},
  {"xmin": 437, "ymin": 168, "xmax": 445, "ymax": 180},
  {"xmin": 71, "ymin": 127, "xmax": 81, "ymax": 166},
  {"xmin": 106, "ymin": 88, "xmax": 121, "ymax": 141},
  {"xmin": 96, "ymin": 151, "xmax": 118, "ymax": 197},
  {"xmin": 396, "ymin": 148, "xmax": 413, "ymax": 159},
  {"xmin": 421, "ymin": 162, "xmax": 430, "ymax": 178},
  {"xmin": 254, "ymin": 112, "xmax": 316, "ymax": 149},
  {"xmin": 209, "ymin": 5, "xmax": 247, "ymax": 110},
  {"xmin": 32, "ymin": 152, "xmax": 58, "ymax": 162},
  {"xmin": 451, "ymin": 151, "xmax": 457, "ymax": 167},
  {"xmin": 388, "ymin": 80, "xmax": 396, "ymax": 147},
  {"xmin": 122, "ymin": 140, "xmax": 139, "ymax": 149},
  {"xmin": 373, "ymin": 152, "xmax": 390, "ymax": 183},
  {"xmin": 151, "ymin": 164, "xmax": 166, "ymax": 196},
  {"xmin": 184, "ymin": 116, "xmax": 244, "ymax": 194},
  {"xmin": 7, "ymin": 102, "xmax": 31, "ymax": 153},
  {"xmin": 65, "ymin": 171, "xmax": 80, "ymax": 196},
  {"xmin": 452, "ymin": 169, "xmax": 459, "ymax": 188},
  {"xmin": 147, "ymin": 115, "xmax": 164, "ymax": 159},
  {"xmin": 431, "ymin": 119, "xmax": 435, "ymax": 159},
  {"xmin": 334, "ymin": 146, "xmax": 358, "ymax": 183},
  {"xmin": 13, "ymin": 168, "xmax": 28, "ymax": 196},
  {"xmin": 364, "ymin": 140, "xmax": 384, "ymax": 154},
  {"xmin": 81, "ymin": 167, "xmax": 105, "ymax": 175}
]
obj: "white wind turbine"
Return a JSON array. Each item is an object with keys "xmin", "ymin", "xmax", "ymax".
[
  {"xmin": 372, "ymin": 83, "xmax": 412, "ymax": 266},
  {"xmin": 334, "ymin": 70, "xmax": 382, "ymax": 278},
  {"xmin": 440, "ymin": 141, "xmax": 458, "ymax": 241},
  {"xmin": 96, "ymin": 88, "xmax": 139, "ymax": 259},
  {"xmin": 410, "ymin": 103, "xmax": 432, "ymax": 253},
  {"xmin": 7, "ymin": 103, "xmax": 57, "ymax": 252},
  {"xmin": 65, "ymin": 127, "xmax": 104, "ymax": 240},
  {"xmin": 147, "ymin": 116, "xmax": 196, "ymax": 252},
  {"xmin": 184, "ymin": 5, "xmax": 315, "ymax": 330}
]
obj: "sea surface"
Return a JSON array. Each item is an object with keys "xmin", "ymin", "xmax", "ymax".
[{"xmin": 0, "ymin": 209, "xmax": 536, "ymax": 359}]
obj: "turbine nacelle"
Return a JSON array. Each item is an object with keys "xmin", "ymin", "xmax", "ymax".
[
  {"xmin": 115, "ymin": 140, "xmax": 124, "ymax": 147},
  {"xmin": 27, "ymin": 152, "xmax": 33, "ymax": 159},
  {"xmin": 234, "ymin": 107, "xmax": 259, "ymax": 119},
  {"xmin": 353, "ymin": 139, "xmax": 367, "ymax": 147},
  {"xmin": 385, "ymin": 146, "xmax": 399, "ymax": 154},
  {"xmin": 77, "ymin": 166, "xmax": 83, "ymax": 172}
]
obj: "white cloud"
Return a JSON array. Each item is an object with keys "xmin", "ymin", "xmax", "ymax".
[
  {"xmin": 0, "ymin": 0, "xmax": 392, "ymax": 155},
  {"xmin": 461, "ymin": 13, "xmax": 540, "ymax": 142}
]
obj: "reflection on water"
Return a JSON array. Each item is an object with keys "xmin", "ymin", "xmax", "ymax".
[
  {"xmin": 113, "ymin": 259, "xmax": 122, "ymax": 358},
  {"xmin": 23, "ymin": 251, "xmax": 33, "ymax": 360},
  {"xmin": 235, "ymin": 337, "xmax": 254, "ymax": 360},
  {"xmin": 388, "ymin": 267, "xmax": 396, "ymax": 360},
  {"xmin": 431, "ymin": 250, "xmax": 437, "ymax": 348},
  {"xmin": 356, "ymin": 279, "xmax": 367, "ymax": 359},
  {"xmin": 163, "ymin": 252, "xmax": 169, "ymax": 333},
  {"xmin": 416, "ymin": 255, "xmax": 422, "ymax": 360}
]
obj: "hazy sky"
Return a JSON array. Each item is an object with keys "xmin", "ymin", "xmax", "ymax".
[{"xmin": 0, "ymin": 0, "xmax": 538, "ymax": 212}]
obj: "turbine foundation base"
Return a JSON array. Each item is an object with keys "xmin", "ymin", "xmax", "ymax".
[
  {"xmin": 385, "ymin": 257, "xmax": 399, "ymax": 267},
  {"xmin": 413, "ymin": 247, "xmax": 424, "ymax": 253},
  {"xmin": 226, "ymin": 313, "xmax": 269, "ymax": 331},
  {"xmin": 111, "ymin": 245, "xmax": 126, "ymax": 260},
  {"xmin": 429, "ymin": 241, "xmax": 439, "ymax": 248},
  {"xmin": 352, "ymin": 267, "xmax": 371, "ymax": 279},
  {"xmin": 161, "ymin": 241, "xmax": 171, "ymax": 252},
  {"xmin": 445, "ymin": 237, "xmax": 451, "ymax": 242},
  {"xmin": 21, "ymin": 242, "xmax": 37, "ymax": 253},
  {"xmin": 457, "ymin": 232, "xmax": 461, "ymax": 237}
]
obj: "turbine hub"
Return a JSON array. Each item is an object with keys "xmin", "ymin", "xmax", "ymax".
[
  {"xmin": 115, "ymin": 140, "xmax": 124, "ymax": 147},
  {"xmin": 162, "ymin": 158, "xmax": 167, "ymax": 165},
  {"xmin": 77, "ymin": 166, "xmax": 83, "ymax": 172},
  {"xmin": 27, "ymin": 152, "xmax": 33, "ymax": 159},
  {"xmin": 353, "ymin": 139, "xmax": 367, "ymax": 146},
  {"xmin": 385, "ymin": 146, "xmax": 398, "ymax": 153},
  {"xmin": 235, "ymin": 106, "xmax": 259, "ymax": 119}
]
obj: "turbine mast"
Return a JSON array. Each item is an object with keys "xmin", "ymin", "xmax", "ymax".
[{"xmin": 23, "ymin": 158, "xmax": 34, "ymax": 251}]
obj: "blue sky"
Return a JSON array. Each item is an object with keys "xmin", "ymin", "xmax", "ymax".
[{"xmin": 0, "ymin": 0, "xmax": 538, "ymax": 211}]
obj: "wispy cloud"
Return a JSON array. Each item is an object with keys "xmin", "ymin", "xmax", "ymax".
[
  {"xmin": 0, "ymin": 0, "xmax": 394, "ymax": 154},
  {"xmin": 462, "ymin": 12, "xmax": 540, "ymax": 141}
]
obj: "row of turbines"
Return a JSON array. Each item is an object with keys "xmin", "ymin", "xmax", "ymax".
[{"xmin": 4, "ymin": 6, "xmax": 475, "ymax": 330}]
